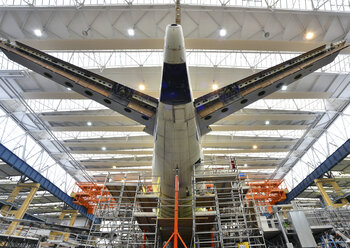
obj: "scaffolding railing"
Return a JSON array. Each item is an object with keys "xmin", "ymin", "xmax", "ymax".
[
  {"xmin": 254, "ymin": 202, "xmax": 350, "ymax": 246},
  {"xmin": 85, "ymin": 173, "xmax": 161, "ymax": 248},
  {"xmin": 304, "ymin": 208, "xmax": 350, "ymax": 237},
  {"xmin": 192, "ymin": 164, "xmax": 266, "ymax": 248}
]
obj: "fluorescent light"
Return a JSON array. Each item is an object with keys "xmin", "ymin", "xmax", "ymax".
[
  {"xmin": 101, "ymin": 146, "xmax": 106, "ymax": 151},
  {"xmin": 128, "ymin": 28, "xmax": 135, "ymax": 36},
  {"xmin": 33, "ymin": 29, "xmax": 42, "ymax": 37},
  {"xmin": 219, "ymin": 28, "xmax": 227, "ymax": 37},
  {"xmin": 305, "ymin": 31, "xmax": 314, "ymax": 40},
  {"xmin": 138, "ymin": 84, "xmax": 145, "ymax": 91},
  {"xmin": 86, "ymin": 121, "xmax": 92, "ymax": 126},
  {"xmin": 265, "ymin": 120, "xmax": 270, "ymax": 125},
  {"xmin": 212, "ymin": 83, "xmax": 219, "ymax": 90},
  {"xmin": 281, "ymin": 85, "xmax": 288, "ymax": 91}
]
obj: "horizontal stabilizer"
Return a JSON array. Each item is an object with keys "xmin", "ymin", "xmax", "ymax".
[
  {"xmin": 0, "ymin": 40, "xmax": 158, "ymax": 135},
  {"xmin": 194, "ymin": 41, "xmax": 348, "ymax": 136}
]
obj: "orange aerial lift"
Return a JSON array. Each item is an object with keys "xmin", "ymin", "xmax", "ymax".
[
  {"xmin": 163, "ymin": 169, "xmax": 187, "ymax": 248},
  {"xmin": 71, "ymin": 182, "xmax": 114, "ymax": 214},
  {"xmin": 246, "ymin": 179, "xmax": 287, "ymax": 213}
]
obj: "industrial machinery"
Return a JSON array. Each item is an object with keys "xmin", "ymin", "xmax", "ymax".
[{"xmin": 246, "ymin": 179, "xmax": 287, "ymax": 213}]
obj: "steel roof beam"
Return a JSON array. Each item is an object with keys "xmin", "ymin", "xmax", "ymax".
[
  {"xmin": 68, "ymin": 148, "xmax": 289, "ymax": 155},
  {"xmin": 40, "ymin": 113, "xmax": 317, "ymax": 122},
  {"xmin": 17, "ymin": 39, "xmax": 350, "ymax": 53},
  {"xmin": 22, "ymin": 91, "xmax": 332, "ymax": 100},
  {"xmin": 50, "ymin": 124, "xmax": 306, "ymax": 132},
  {"xmin": 63, "ymin": 140, "xmax": 296, "ymax": 148}
]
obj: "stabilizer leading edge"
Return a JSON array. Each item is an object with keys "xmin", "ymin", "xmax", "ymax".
[
  {"xmin": 194, "ymin": 41, "xmax": 348, "ymax": 136},
  {"xmin": 0, "ymin": 40, "xmax": 158, "ymax": 135}
]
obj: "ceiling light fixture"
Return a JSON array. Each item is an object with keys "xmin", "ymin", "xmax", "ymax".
[
  {"xmin": 252, "ymin": 145, "xmax": 258, "ymax": 149},
  {"xmin": 265, "ymin": 120, "xmax": 270, "ymax": 125},
  {"xmin": 219, "ymin": 28, "xmax": 227, "ymax": 37},
  {"xmin": 244, "ymin": 163, "xmax": 248, "ymax": 167},
  {"xmin": 281, "ymin": 85, "xmax": 288, "ymax": 91},
  {"xmin": 33, "ymin": 29, "xmax": 42, "ymax": 37},
  {"xmin": 305, "ymin": 31, "xmax": 314, "ymax": 40},
  {"xmin": 87, "ymin": 121, "xmax": 92, "ymax": 126},
  {"xmin": 113, "ymin": 166, "xmax": 116, "ymax": 169},
  {"xmin": 138, "ymin": 84, "xmax": 145, "ymax": 91},
  {"xmin": 101, "ymin": 146, "xmax": 106, "ymax": 151},
  {"xmin": 212, "ymin": 83, "xmax": 219, "ymax": 91},
  {"xmin": 128, "ymin": 28, "xmax": 135, "ymax": 36}
]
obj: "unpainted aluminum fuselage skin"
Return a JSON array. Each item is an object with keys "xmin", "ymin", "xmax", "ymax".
[{"xmin": 152, "ymin": 24, "xmax": 201, "ymax": 217}]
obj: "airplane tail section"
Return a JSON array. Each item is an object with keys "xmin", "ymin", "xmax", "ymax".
[
  {"xmin": 160, "ymin": 24, "xmax": 192, "ymax": 105},
  {"xmin": 194, "ymin": 41, "xmax": 349, "ymax": 136},
  {"xmin": 0, "ymin": 40, "xmax": 158, "ymax": 135}
]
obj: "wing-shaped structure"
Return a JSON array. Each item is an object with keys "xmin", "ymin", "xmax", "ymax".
[
  {"xmin": 0, "ymin": 40, "xmax": 158, "ymax": 135},
  {"xmin": 194, "ymin": 41, "xmax": 348, "ymax": 136}
]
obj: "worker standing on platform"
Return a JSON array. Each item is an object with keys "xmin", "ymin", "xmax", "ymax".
[{"xmin": 230, "ymin": 157, "xmax": 237, "ymax": 171}]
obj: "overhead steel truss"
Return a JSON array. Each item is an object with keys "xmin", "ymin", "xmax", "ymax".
[
  {"xmin": 0, "ymin": 77, "xmax": 93, "ymax": 186},
  {"xmin": 280, "ymin": 101, "xmax": 350, "ymax": 188},
  {"xmin": 0, "ymin": 0, "xmax": 349, "ymax": 12}
]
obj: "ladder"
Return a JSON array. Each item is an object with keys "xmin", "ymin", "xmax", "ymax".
[
  {"xmin": 85, "ymin": 174, "xmax": 161, "ymax": 247},
  {"xmin": 192, "ymin": 165, "xmax": 221, "ymax": 247}
]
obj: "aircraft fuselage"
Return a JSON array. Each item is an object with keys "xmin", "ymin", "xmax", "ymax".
[{"xmin": 152, "ymin": 24, "xmax": 201, "ymax": 217}]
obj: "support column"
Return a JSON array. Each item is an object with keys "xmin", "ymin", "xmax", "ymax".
[
  {"xmin": 49, "ymin": 210, "xmax": 78, "ymax": 242},
  {"xmin": 5, "ymin": 183, "xmax": 40, "ymax": 235},
  {"xmin": 330, "ymin": 180, "xmax": 349, "ymax": 205},
  {"xmin": 0, "ymin": 186, "xmax": 22, "ymax": 216}
]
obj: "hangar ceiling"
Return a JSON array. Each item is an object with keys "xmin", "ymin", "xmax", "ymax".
[{"xmin": 0, "ymin": 1, "xmax": 349, "ymax": 189}]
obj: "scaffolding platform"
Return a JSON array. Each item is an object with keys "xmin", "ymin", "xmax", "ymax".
[
  {"xmin": 133, "ymin": 211, "xmax": 217, "ymax": 242},
  {"xmin": 0, "ymin": 234, "xmax": 40, "ymax": 248},
  {"xmin": 193, "ymin": 168, "xmax": 266, "ymax": 248},
  {"xmin": 85, "ymin": 167, "xmax": 266, "ymax": 247}
]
